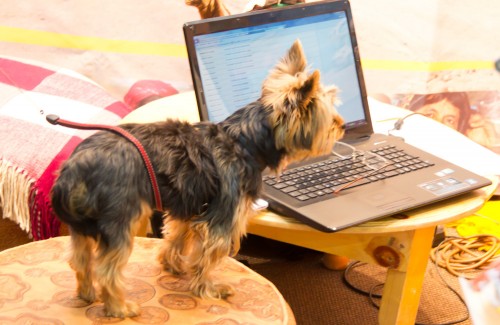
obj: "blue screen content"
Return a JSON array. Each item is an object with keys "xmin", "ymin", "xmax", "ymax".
[{"xmin": 193, "ymin": 11, "xmax": 365, "ymax": 126}]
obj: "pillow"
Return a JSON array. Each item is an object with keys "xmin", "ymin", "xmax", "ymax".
[{"xmin": 0, "ymin": 57, "xmax": 133, "ymax": 240}]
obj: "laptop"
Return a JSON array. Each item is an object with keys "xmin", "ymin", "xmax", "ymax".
[{"xmin": 183, "ymin": 0, "xmax": 492, "ymax": 232}]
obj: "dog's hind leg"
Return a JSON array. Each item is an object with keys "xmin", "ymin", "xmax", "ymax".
[
  {"xmin": 94, "ymin": 234, "xmax": 139, "ymax": 318},
  {"xmin": 95, "ymin": 221, "xmax": 140, "ymax": 318},
  {"xmin": 70, "ymin": 233, "xmax": 96, "ymax": 302},
  {"xmin": 94, "ymin": 201, "xmax": 150, "ymax": 317}
]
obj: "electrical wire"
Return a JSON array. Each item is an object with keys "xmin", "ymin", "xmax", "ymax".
[
  {"xmin": 430, "ymin": 234, "xmax": 500, "ymax": 279},
  {"xmin": 387, "ymin": 112, "xmax": 428, "ymax": 136},
  {"xmin": 342, "ymin": 259, "xmax": 470, "ymax": 325},
  {"xmin": 342, "ymin": 261, "xmax": 382, "ymax": 309}
]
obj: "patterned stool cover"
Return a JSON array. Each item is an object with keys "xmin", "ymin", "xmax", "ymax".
[{"xmin": 0, "ymin": 236, "xmax": 295, "ymax": 324}]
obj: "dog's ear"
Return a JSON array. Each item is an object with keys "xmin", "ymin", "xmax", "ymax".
[
  {"xmin": 286, "ymin": 41, "xmax": 323, "ymax": 110},
  {"xmin": 262, "ymin": 39, "xmax": 320, "ymax": 111},
  {"xmin": 296, "ymin": 69, "xmax": 320, "ymax": 109},
  {"xmin": 284, "ymin": 40, "xmax": 322, "ymax": 109},
  {"xmin": 280, "ymin": 39, "xmax": 307, "ymax": 76}
]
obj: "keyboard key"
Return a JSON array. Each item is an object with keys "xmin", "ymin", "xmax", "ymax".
[
  {"xmin": 282, "ymin": 186, "xmax": 298, "ymax": 193},
  {"xmin": 273, "ymin": 182, "xmax": 287, "ymax": 189},
  {"xmin": 334, "ymin": 178, "xmax": 371, "ymax": 191}
]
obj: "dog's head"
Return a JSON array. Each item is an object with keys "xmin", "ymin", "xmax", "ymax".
[{"xmin": 261, "ymin": 39, "xmax": 345, "ymax": 169}]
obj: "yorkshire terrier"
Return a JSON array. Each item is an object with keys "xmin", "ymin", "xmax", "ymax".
[
  {"xmin": 186, "ymin": 0, "xmax": 305, "ymax": 19},
  {"xmin": 50, "ymin": 40, "xmax": 344, "ymax": 318}
]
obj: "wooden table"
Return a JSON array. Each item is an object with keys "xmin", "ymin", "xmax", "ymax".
[
  {"xmin": 249, "ymin": 178, "xmax": 497, "ymax": 325},
  {"xmin": 122, "ymin": 92, "xmax": 498, "ymax": 325}
]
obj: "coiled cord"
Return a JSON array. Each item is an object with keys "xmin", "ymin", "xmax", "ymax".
[{"xmin": 430, "ymin": 234, "xmax": 500, "ymax": 278}]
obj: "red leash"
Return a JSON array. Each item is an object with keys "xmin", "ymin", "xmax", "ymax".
[{"xmin": 46, "ymin": 114, "xmax": 163, "ymax": 212}]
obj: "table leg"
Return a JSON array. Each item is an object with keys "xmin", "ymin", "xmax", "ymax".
[{"xmin": 378, "ymin": 226, "xmax": 436, "ymax": 325}]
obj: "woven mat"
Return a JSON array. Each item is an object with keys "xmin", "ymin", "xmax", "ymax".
[{"xmin": 237, "ymin": 235, "xmax": 471, "ymax": 325}]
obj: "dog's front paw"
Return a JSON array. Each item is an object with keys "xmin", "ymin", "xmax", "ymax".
[
  {"xmin": 215, "ymin": 283, "xmax": 234, "ymax": 299},
  {"xmin": 193, "ymin": 282, "xmax": 234, "ymax": 300},
  {"xmin": 78, "ymin": 286, "xmax": 96, "ymax": 303},
  {"xmin": 159, "ymin": 257, "xmax": 184, "ymax": 275},
  {"xmin": 105, "ymin": 300, "xmax": 140, "ymax": 318},
  {"xmin": 166, "ymin": 266, "xmax": 186, "ymax": 276},
  {"xmin": 158, "ymin": 252, "xmax": 185, "ymax": 275}
]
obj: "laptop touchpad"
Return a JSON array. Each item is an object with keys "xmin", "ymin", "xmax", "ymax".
[{"xmin": 358, "ymin": 189, "xmax": 416, "ymax": 211}]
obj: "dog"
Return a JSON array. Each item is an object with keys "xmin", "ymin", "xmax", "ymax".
[
  {"xmin": 50, "ymin": 39, "xmax": 344, "ymax": 318},
  {"xmin": 186, "ymin": 0, "xmax": 306, "ymax": 19}
]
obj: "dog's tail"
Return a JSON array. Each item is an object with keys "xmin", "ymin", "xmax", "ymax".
[{"xmin": 51, "ymin": 173, "xmax": 99, "ymax": 237}]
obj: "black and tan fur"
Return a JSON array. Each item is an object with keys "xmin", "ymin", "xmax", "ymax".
[{"xmin": 51, "ymin": 40, "xmax": 344, "ymax": 318}]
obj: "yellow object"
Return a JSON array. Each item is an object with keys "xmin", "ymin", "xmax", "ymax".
[{"xmin": 448, "ymin": 200, "xmax": 500, "ymax": 239}]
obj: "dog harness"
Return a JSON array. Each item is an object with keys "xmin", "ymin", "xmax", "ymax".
[{"xmin": 46, "ymin": 114, "xmax": 163, "ymax": 212}]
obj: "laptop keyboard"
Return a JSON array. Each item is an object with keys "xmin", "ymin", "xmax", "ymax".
[{"xmin": 263, "ymin": 145, "xmax": 435, "ymax": 202}]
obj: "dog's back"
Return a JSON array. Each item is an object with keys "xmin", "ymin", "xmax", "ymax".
[{"xmin": 51, "ymin": 117, "xmax": 262, "ymax": 240}]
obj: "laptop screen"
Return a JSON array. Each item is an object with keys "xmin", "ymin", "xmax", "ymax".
[{"xmin": 185, "ymin": 1, "xmax": 369, "ymax": 133}]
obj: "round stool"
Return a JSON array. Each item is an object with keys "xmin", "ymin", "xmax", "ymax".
[{"xmin": 0, "ymin": 236, "xmax": 295, "ymax": 324}]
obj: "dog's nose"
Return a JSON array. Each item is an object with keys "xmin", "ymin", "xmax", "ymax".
[{"xmin": 341, "ymin": 124, "xmax": 346, "ymax": 130}]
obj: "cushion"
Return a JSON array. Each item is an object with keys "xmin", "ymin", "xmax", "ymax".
[{"xmin": 0, "ymin": 56, "xmax": 134, "ymax": 240}]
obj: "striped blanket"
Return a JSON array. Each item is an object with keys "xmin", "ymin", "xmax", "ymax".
[{"xmin": 0, "ymin": 57, "xmax": 133, "ymax": 240}]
